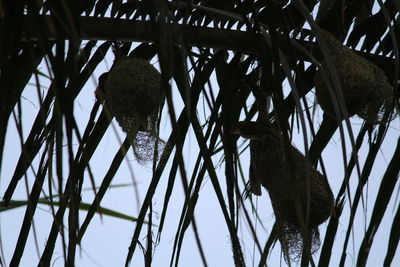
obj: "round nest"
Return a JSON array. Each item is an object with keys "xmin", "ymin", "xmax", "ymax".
[
  {"xmin": 233, "ymin": 121, "xmax": 334, "ymax": 261},
  {"xmin": 105, "ymin": 57, "xmax": 163, "ymax": 118},
  {"xmin": 315, "ymin": 30, "xmax": 394, "ymax": 124},
  {"xmin": 95, "ymin": 57, "xmax": 165, "ymax": 164}
]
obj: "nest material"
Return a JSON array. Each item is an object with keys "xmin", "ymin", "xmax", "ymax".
[
  {"xmin": 132, "ymin": 131, "xmax": 165, "ymax": 165},
  {"xmin": 95, "ymin": 57, "xmax": 165, "ymax": 164},
  {"xmin": 233, "ymin": 121, "xmax": 334, "ymax": 262},
  {"xmin": 277, "ymin": 222, "xmax": 321, "ymax": 262},
  {"xmin": 104, "ymin": 57, "xmax": 163, "ymax": 118},
  {"xmin": 315, "ymin": 30, "xmax": 394, "ymax": 124}
]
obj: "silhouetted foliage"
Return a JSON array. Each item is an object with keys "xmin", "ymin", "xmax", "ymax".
[{"xmin": 0, "ymin": 1, "xmax": 399, "ymax": 266}]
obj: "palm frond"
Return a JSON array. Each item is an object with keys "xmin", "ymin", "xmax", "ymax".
[{"xmin": 1, "ymin": 1, "xmax": 399, "ymax": 266}]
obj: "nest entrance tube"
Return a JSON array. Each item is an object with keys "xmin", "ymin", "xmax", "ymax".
[
  {"xmin": 232, "ymin": 121, "xmax": 334, "ymax": 262},
  {"xmin": 95, "ymin": 56, "xmax": 165, "ymax": 165}
]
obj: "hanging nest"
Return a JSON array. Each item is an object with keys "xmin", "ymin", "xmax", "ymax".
[
  {"xmin": 232, "ymin": 121, "xmax": 334, "ymax": 262},
  {"xmin": 314, "ymin": 30, "xmax": 394, "ymax": 124},
  {"xmin": 95, "ymin": 56, "xmax": 165, "ymax": 164}
]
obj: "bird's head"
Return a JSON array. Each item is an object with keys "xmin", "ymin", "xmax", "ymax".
[
  {"xmin": 95, "ymin": 72, "xmax": 109, "ymax": 103},
  {"xmin": 231, "ymin": 121, "xmax": 276, "ymax": 140}
]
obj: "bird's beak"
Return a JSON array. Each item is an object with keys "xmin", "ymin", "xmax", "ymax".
[{"xmin": 230, "ymin": 124, "xmax": 241, "ymax": 135}]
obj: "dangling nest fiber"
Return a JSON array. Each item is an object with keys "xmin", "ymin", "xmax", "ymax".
[
  {"xmin": 277, "ymin": 221, "xmax": 321, "ymax": 262},
  {"xmin": 315, "ymin": 30, "xmax": 394, "ymax": 124},
  {"xmin": 95, "ymin": 56, "xmax": 165, "ymax": 164},
  {"xmin": 232, "ymin": 121, "xmax": 334, "ymax": 262}
]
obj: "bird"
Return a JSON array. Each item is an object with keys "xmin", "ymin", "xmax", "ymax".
[
  {"xmin": 232, "ymin": 121, "xmax": 281, "ymax": 196},
  {"xmin": 232, "ymin": 121, "xmax": 334, "ymax": 227}
]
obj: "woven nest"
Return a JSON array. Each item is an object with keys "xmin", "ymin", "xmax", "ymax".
[
  {"xmin": 233, "ymin": 121, "xmax": 334, "ymax": 262},
  {"xmin": 315, "ymin": 30, "xmax": 394, "ymax": 124},
  {"xmin": 95, "ymin": 57, "xmax": 165, "ymax": 164}
]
